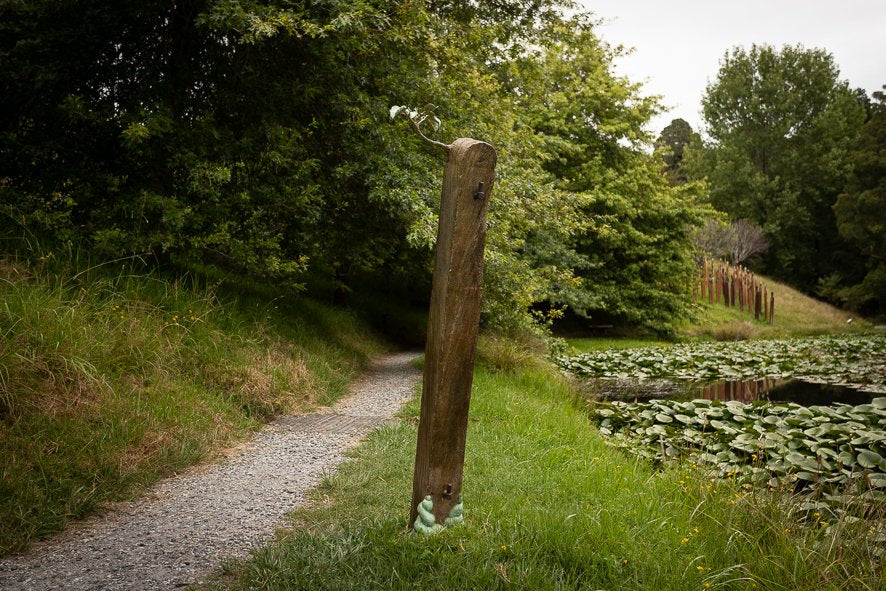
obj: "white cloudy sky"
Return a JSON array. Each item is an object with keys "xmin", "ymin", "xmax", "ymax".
[{"xmin": 579, "ymin": 0, "xmax": 886, "ymax": 135}]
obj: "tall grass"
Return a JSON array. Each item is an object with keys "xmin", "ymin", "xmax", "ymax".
[
  {"xmin": 202, "ymin": 346, "xmax": 884, "ymax": 590},
  {"xmin": 686, "ymin": 274, "xmax": 870, "ymax": 341},
  {"xmin": 0, "ymin": 254, "xmax": 384, "ymax": 555}
]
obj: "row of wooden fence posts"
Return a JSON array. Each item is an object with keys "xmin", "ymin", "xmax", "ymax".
[{"xmin": 695, "ymin": 257, "xmax": 774, "ymax": 324}]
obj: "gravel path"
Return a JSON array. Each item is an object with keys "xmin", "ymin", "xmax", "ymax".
[{"xmin": 0, "ymin": 351, "xmax": 420, "ymax": 591}]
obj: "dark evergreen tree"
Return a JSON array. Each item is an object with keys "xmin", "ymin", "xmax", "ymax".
[
  {"xmin": 656, "ymin": 118, "xmax": 697, "ymax": 185},
  {"xmin": 832, "ymin": 87, "xmax": 886, "ymax": 317}
]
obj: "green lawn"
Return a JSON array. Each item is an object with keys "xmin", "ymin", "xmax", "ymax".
[{"xmin": 565, "ymin": 274, "xmax": 872, "ymax": 353}]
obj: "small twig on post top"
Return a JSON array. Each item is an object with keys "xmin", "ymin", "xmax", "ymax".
[
  {"xmin": 390, "ymin": 105, "xmax": 451, "ymax": 155},
  {"xmin": 406, "ymin": 116, "xmax": 451, "ymax": 154}
]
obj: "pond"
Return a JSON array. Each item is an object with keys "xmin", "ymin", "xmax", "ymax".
[
  {"xmin": 698, "ymin": 378, "xmax": 874, "ymax": 405},
  {"xmin": 586, "ymin": 376, "xmax": 875, "ymax": 406},
  {"xmin": 558, "ymin": 335, "xmax": 886, "ymax": 513},
  {"xmin": 557, "ymin": 334, "xmax": 886, "ymax": 397}
]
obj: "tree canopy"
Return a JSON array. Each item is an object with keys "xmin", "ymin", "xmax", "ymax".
[
  {"xmin": 686, "ymin": 44, "xmax": 866, "ymax": 290},
  {"xmin": 832, "ymin": 87, "xmax": 886, "ymax": 316},
  {"xmin": 0, "ymin": 1, "xmax": 712, "ymax": 334},
  {"xmin": 656, "ymin": 118, "xmax": 697, "ymax": 185}
]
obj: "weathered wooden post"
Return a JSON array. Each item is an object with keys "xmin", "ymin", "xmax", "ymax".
[
  {"xmin": 754, "ymin": 283, "xmax": 762, "ymax": 321},
  {"xmin": 747, "ymin": 276, "xmax": 754, "ymax": 316},
  {"xmin": 769, "ymin": 292, "xmax": 775, "ymax": 324},
  {"xmin": 763, "ymin": 285, "xmax": 768, "ymax": 320},
  {"xmin": 408, "ymin": 138, "xmax": 496, "ymax": 531},
  {"xmin": 701, "ymin": 257, "xmax": 708, "ymax": 301},
  {"xmin": 389, "ymin": 107, "xmax": 495, "ymax": 532},
  {"xmin": 724, "ymin": 269, "xmax": 731, "ymax": 307}
]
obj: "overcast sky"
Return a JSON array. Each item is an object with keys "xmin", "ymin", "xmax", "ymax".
[{"xmin": 579, "ymin": 0, "xmax": 886, "ymax": 136}]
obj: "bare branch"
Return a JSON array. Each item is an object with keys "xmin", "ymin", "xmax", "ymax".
[
  {"xmin": 406, "ymin": 115, "xmax": 451, "ymax": 154},
  {"xmin": 729, "ymin": 219, "xmax": 769, "ymax": 264},
  {"xmin": 694, "ymin": 218, "xmax": 770, "ymax": 264}
]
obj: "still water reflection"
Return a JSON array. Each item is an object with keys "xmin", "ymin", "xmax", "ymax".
[
  {"xmin": 592, "ymin": 377, "xmax": 874, "ymax": 406},
  {"xmin": 697, "ymin": 378, "xmax": 873, "ymax": 406}
]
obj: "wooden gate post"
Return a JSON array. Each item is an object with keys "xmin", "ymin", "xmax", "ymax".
[{"xmin": 410, "ymin": 138, "xmax": 496, "ymax": 531}]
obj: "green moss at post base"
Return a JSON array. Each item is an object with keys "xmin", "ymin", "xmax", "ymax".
[{"xmin": 412, "ymin": 495, "xmax": 464, "ymax": 534}]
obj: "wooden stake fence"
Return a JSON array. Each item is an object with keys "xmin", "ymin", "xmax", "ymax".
[{"xmin": 695, "ymin": 259, "xmax": 775, "ymax": 324}]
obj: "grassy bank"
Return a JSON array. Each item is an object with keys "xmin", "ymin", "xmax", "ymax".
[
  {"xmin": 0, "ymin": 257, "xmax": 384, "ymax": 556},
  {"xmin": 203, "ymin": 340, "xmax": 883, "ymax": 591},
  {"xmin": 565, "ymin": 275, "xmax": 868, "ymax": 354},
  {"xmin": 685, "ymin": 274, "xmax": 869, "ymax": 341}
]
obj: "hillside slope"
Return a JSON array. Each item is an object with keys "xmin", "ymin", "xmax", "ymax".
[
  {"xmin": 684, "ymin": 273, "xmax": 870, "ymax": 340},
  {"xmin": 0, "ymin": 258, "xmax": 385, "ymax": 555}
]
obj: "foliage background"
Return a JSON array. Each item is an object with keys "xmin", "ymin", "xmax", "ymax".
[
  {"xmin": 682, "ymin": 44, "xmax": 882, "ymax": 317},
  {"xmin": 1, "ymin": 0, "xmax": 708, "ymax": 334}
]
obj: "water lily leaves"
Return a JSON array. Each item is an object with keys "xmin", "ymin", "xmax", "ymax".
[
  {"xmin": 851, "ymin": 434, "xmax": 874, "ymax": 446},
  {"xmin": 709, "ymin": 420, "xmax": 738, "ymax": 434},
  {"xmin": 646, "ymin": 424, "xmax": 668, "ymax": 436},
  {"xmin": 816, "ymin": 447, "xmax": 839, "ymax": 460},
  {"xmin": 571, "ymin": 335, "xmax": 886, "ymax": 516},
  {"xmin": 557, "ymin": 335, "xmax": 886, "ymax": 393},
  {"xmin": 838, "ymin": 451, "xmax": 856, "ymax": 466},
  {"xmin": 587, "ymin": 393, "xmax": 886, "ymax": 514},
  {"xmin": 785, "ymin": 452, "xmax": 809, "ymax": 465},
  {"xmin": 857, "ymin": 450, "xmax": 884, "ymax": 469}
]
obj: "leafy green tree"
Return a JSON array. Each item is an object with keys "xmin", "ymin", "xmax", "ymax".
[
  {"xmin": 0, "ymin": 0, "xmax": 709, "ymax": 334},
  {"xmin": 832, "ymin": 87, "xmax": 886, "ymax": 317},
  {"xmin": 656, "ymin": 118, "xmax": 697, "ymax": 185},
  {"xmin": 0, "ymin": 0, "xmax": 586, "ymax": 325},
  {"xmin": 509, "ymin": 20, "xmax": 710, "ymax": 335},
  {"xmin": 686, "ymin": 44, "xmax": 866, "ymax": 289}
]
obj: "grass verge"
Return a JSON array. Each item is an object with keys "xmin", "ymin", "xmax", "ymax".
[
  {"xmin": 685, "ymin": 275, "xmax": 870, "ymax": 341},
  {"xmin": 201, "ymin": 343, "xmax": 884, "ymax": 591},
  {"xmin": 0, "ymin": 256, "xmax": 384, "ymax": 556}
]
